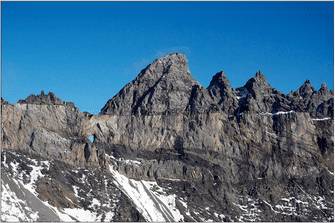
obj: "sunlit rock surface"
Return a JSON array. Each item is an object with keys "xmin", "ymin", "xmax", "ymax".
[{"xmin": 1, "ymin": 53, "xmax": 333, "ymax": 221}]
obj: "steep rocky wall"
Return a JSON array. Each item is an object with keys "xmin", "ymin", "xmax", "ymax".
[
  {"xmin": 88, "ymin": 109, "xmax": 333, "ymax": 181},
  {"xmin": 1, "ymin": 53, "xmax": 333, "ymax": 221},
  {"xmin": 1, "ymin": 54, "xmax": 333, "ymax": 179},
  {"xmin": 1, "ymin": 99, "xmax": 105, "ymax": 168}
]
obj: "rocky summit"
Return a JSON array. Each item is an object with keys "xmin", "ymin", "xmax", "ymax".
[{"xmin": 1, "ymin": 53, "xmax": 334, "ymax": 222}]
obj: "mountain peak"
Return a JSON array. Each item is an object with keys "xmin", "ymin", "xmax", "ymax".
[
  {"xmin": 213, "ymin": 71, "xmax": 227, "ymax": 79},
  {"xmin": 208, "ymin": 71, "xmax": 229, "ymax": 90},
  {"xmin": 156, "ymin": 53, "xmax": 188, "ymax": 65},
  {"xmin": 305, "ymin": 79, "xmax": 311, "ymax": 85},
  {"xmin": 243, "ymin": 71, "xmax": 270, "ymax": 93},
  {"xmin": 17, "ymin": 91, "xmax": 64, "ymax": 105},
  {"xmin": 2, "ymin": 52, "xmax": 334, "ymax": 223},
  {"xmin": 136, "ymin": 53, "xmax": 191, "ymax": 82},
  {"xmin": 16, "ymin": 91, "xmax": 76, "ymax": 108},
  {"xmin": 100, "ymin": 53, "xmax": 200, "ymax": 116},
  {"xmin": 296, "ymin": 79, "xmax": 315, "ymax": 98},
  {"xmin": 253, "ymin": 70, "xmax": 267, "ymax": 83},
  {"xmin": 319, "ymin": 82, "xmax": 329, "ymax": 92},
  {"xmin": 207, "ymin": 71, "xmax": 238, "ymax": 115}
]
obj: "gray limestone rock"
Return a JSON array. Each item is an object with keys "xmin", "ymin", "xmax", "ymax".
[
  {"xmin": 100, "ymin": 53, "xmax": 202, "ymax": 116},
  {"xmin": 207, "ymin": 71, "xmax": 239, "ymax": 116},
  {"xmin": 316, "ymin": 98, "xmax": 334, "ymax": 118},
  {"xmin": 1, "ymin": 53, "xmax": 333, "ymax": 222},
  {"xmin": 1, "ymin": 94, "xmax": 105, "ymax": 168},
  {"xmin": 291, "ymin": 81, "xmax": 334, "ymax": 117},
  {"xmin": 235, "ymin": 71, "xmax": 290, "ymax": 114},
  {"xmin": 18, "ymin": 91, "xmax": 65, "ymax": 106}
]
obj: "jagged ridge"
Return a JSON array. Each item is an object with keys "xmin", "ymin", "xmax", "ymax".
[
  {"xmin": 100, "ymin": 53, "xmax": 333, "ymax": 119},
  {"xmin": 1, "ymin": 53, "xmax": 334, "ymax": 222}
]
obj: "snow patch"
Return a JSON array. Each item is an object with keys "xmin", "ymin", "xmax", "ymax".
[
  {"xmin": 62, "ymin": 208, "xmax": 101, "ymax": 221},
  {"xmin": 104, "ymin": 211, "xmax": 115, "ymax": 221},
  {"xmin": 260, "ymin": 110, "xmax": 295, "ymax": 117},
  {"xmin": 262, "ymin": 199, "xmax": 280, "ymax": 214},
  {"xmin": 2, "ymin": 154, "xmax": 117, "ymax": 222},
  {"xmin": 88, "ymin": 198, "xmax": 101, "ymax": 209},
  {"xmin": 273, "ymin": 110, "xmax": 295, "ymax": 116},
  {"xmin": 236, "ymin": 88, "xmax": 249, "ymax": 100},
  {"xmin": 1, "ymin": 179, "xmax": 39, "ymax": 221},
  {"xmin": 123, "ymin": 159, "xmax": 142, "ymax": 166},
  {"xmin": 312, "ymin": 117, "xmax": 331, "ymax": 121},
  {"xmin": 41, "ymin": 201, "xmax": 76, "ymax": 222},
  {"xmin": 214, "ymin": 212, "xmax": 225, "ymax": 221},
  {"xmin": 233, "ymin": 199, "xmax": 261, "ymax": 221},
  {"xmin": 73, "ymin": 185, "xmax": 80, "ymax": 198},
  {"xmin": 160, "ymin": 177, "xmax": 183, "ymax": 182},
  {"xmin": 24, "ymin": 164, "xmax": 47, "ymax": 195},
  {"xmin": 109, "ymin": 165, "xmax": 184, "ymax": 222}
]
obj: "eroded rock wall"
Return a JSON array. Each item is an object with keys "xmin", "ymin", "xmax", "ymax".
[
  {"xmin": 1, "ymin": 98, "xmax": 105, "ymax": 168},
  {"xmin": 1, "ymin": 53, "xmax": 333, "ymax": 221}
]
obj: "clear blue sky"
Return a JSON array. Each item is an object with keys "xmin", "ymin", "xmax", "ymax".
[{"xmin": 2, "ymin": 1, "xmax": 334, "ymax": 114}]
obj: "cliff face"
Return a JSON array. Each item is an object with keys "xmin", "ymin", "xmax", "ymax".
[
  {"xmin": 1, "ymin": 94, "xmax": 107, "ymax": 168},
  {"xmin": 100, "ymin": 53, "xmax": 208, "ymax": 116},
  {"xmin": 1, "ymin": 53, "xmax": 334, "ymax": 222}
]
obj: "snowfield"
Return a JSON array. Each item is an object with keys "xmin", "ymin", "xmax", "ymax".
[
  {"xmin": 109, "ymin": 165, "xmax": 184, "ymax": 222},
  {"xmin": 2, "ymin": 151, "xmax": 186, "ymax": 222},
  {"xmin": 1, "ymin": 179, "xmax": 39, "ymax": 221},
  {"xmin": 1, "ymin": 154, "xmax": 109, "ymax": 222},
  {"xmin": 2, "ymin": 150, "xmax": 333, "ymax": 222}
]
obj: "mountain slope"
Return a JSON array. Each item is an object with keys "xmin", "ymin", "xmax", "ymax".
[
  {"xmin": 1, "ymin": 53, "xmax": 334, "ymax": 222},
  {"xmin": 100, "ymin": 53, "xmax": 218, "ymax": 116}
]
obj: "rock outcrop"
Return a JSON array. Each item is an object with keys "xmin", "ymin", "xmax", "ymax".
[
  {"xmin": 235, "ymin": 71, "xmax": 290, "ymax": 114},
  {"xmin": 207, "ymin": 71, "xmax": 239, "ymax": 116},
  {"xmin": 18, "ymin": 91, "xmax": 70, "ymax": 106},
  {"xmin": 100, "ymin": 53, "xmax": 214, "ymax": 116},
  {"xmin": 1, "ymin": 53, "xmax": 333, "ymax": 222},
  {"xmin": 1, "ymin": 94, "xmax": 107, "ymax": 168}
]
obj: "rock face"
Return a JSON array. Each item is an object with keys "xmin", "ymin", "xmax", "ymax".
[
  {"xmin": 235, "ymin": 71, "xmax": 289, "ymax": 114},
  {"xmin": 101, "ymin": 53, "xmax": 208, "ymax": 116},
  {"xmin": 1, "ymin": 94, "xmax": 107, "ymax": 169},
  {"xmin": 1, "ymin": 53, "xmax": 334, "ymax": 222},
  {"xmin": 207, "ymin": 71, "xmax": 239, "ymax": 116},
  {"xmin": 18, "ymin": 91, "xmax": 70, "ymax": 106},
  {"xmin": 293, "ymin": 80, "xmax": 334, "ymax": 117}
]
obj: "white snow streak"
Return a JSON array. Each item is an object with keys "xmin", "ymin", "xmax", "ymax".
[
  {"xmin": 61, "ymin": 208, "xmax": 100, "ymax": 221},
  {"xmin": 236, "ymin": 88, "xmax": 249, "ymax": 100},
  {"xmin": 260, "ymin": 110, "xmax": 295, "ymax": 116},
  {"xmin": 312, "ymin": 117, "xmax": 331, "ymax": 121},
  {"xmin": 109, "ymin": 165, "xmax": 183, "ymax": 222},
  {"xmin": 1, "ymin": 179, "xmax": 39, "ymax": 221}
]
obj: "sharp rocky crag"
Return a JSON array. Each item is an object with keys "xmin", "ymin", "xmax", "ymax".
[{"xmin": 1, "ymin": 53, "xmax": 334, "ymax": 222}]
